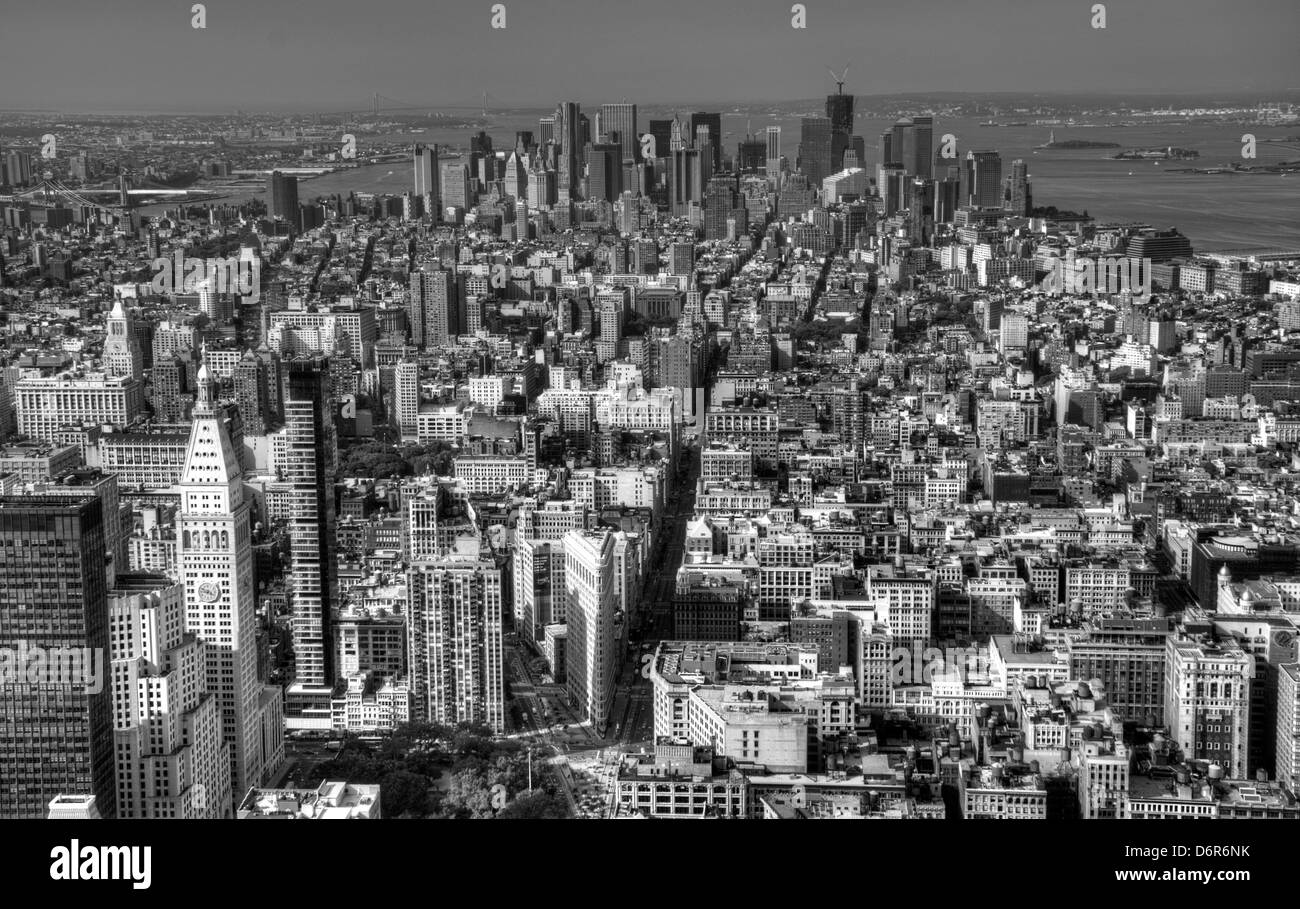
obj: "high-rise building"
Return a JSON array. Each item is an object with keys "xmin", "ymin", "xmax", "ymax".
[
  {"xmin": 103, "ymin": 298, "xmax": 143, "ymax": 380},
  {"xmin": 587, "ymin": 142, "xmax": 622, "ymax": 203},
  {"xmin": 1278, "ymin": 663, "xmax": 1300, "ymax": 792},
  {"xmin": 908, "ymin": 116, "xmax": 934, "ymax": 178},
  {"xmin": 282, "ymin": 358, "xmax": 336, "ymax": 692},
  {"xmin": 690, "ymin": 112, "xmax": 722, "ymax": 171},
  {"xmin": 765, "ymin": 126, "xmax": 782, "ymax": 177},
  {"xmin": 266, "ymin": 171, "xmax": 300, "ymax": 229},
  {"xmin": 109, "ymin": 574, "xmax": 233, "ymax": 818},
  {"xmin": 703, "ymin": 173, "xmax": 739, "ymax": 242},
  {"xmin": 395, "ymin": 359, "xmax": 419, "ymax": 441},
  {"xmin": 671, "ymin": 147, "xmax": 705, "ymax": 217},
  {"xmin": 413, "ymin": 143, "xmax": 439, "ymax": 217},
  {"xmin": 439, "ymin": 162, "xmax": 471, "ymax": 212},
  {"xmin": 178, "ymin": 365, "xmax": 274, "ymax": 805},
  {"xmin": 648, "ymin": 119, "xmax": 674, "ymax": 158},
  {"xmin": 0, "ymin": 494, "xmax": 116, "ymax": 819},
  {"xmin": 1008, "ymin": 158, "xmax": 1030, "ymax": 216},
  {"xmin": 563, "ymin": 528, "xmax": 619, "ymax": 734},
  {"xmin": 16, "ymin": 372, "xmax": 145, "ymax": 444},
  {"xmin": 234, "ymin": 351, "xmax": 269, "ymax": 435},
  {"xmin": 964, "ymin": 150, "xmax": 1003, "ymax": 209},
  {"xmin": 408, "ymin": 267, "xmax": 458, "ymax": 348},
  {"xmin": 555, "ymin": 101, "xmax": 583, "ymax": 198},
  {"xmin": 407, "ymin": 542, "xmax": 505, "ymax": 732},
  {"xmin": 599, "ymin": 102, "xmax": 638, "ymax": 162},
  {"xmin": 1165, "ymin": 633, "xmax": 1253, "ymax": 778},
  {"xmin": 826, "ymin": 91, "xmax": 854, "ymax": 169},
  {"xmin": 798, "ymin": 117, "xmax": 833, "ymax": 187}
]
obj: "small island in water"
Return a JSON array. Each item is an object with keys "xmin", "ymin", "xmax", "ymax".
[
  {"xmin": 1035, "ymin": 130, "xmax": 1120, "ymax": 149},
  {"xmin": 1111, "ymin": 146, "xmax": 1200, "ymax": 160}
]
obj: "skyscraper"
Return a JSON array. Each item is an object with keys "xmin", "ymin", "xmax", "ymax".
[
  {"xmin": 0, "ymin": 494, "xmax": 116, "ymax": 819},
  {"xmin": 266, "ymin": 171, "xmax": 300, "ymax": 229},
  {"xmin": 703, "ymin": 173, "xmax": 739, "ymax": 241},
  {"xmin": 1008, "ymin": 158, "xmax": 1030, "ymax": 216},
  {"xmin": 234, "ymin": 350, "xmax": 269, "ymax": 435},
  {"xmin": 413, "ymin": 143, "xmax": 439, "ymax": 217},
  {"xmin": 439, "ymin": 162, "xmax": 471, "ymax": 212},
  {"xmin": 564, "ymin": 528, "xmax": 618, "ymax": 734},
  {"xmin": 103, "ymin": 297, "xmax": 143, "ymax": 380},
  {"xmin": 109, "ymin": 574, "xmax": 233, "ymax": 818},
  {"xmin": 409, "ymin": 267, "xmax": 458, "ymax": 348},
  {"xmin": 826, "ymin": 90, "xmax": 854, "ymax": 169},
  {"xmin": 178, "ymin": 364, "xmax": 272, "ymax": 805},
  {"xmin": 556, "ymin": 101, "xmax": 583, "ymax": 198},
  {"xmin": 799, "ymin": 116, "xmax": 833, "ymax": 187},
  {"xmin": 587, "ymin": 142, "xmax": 622, "ymax": 203},
  {"xmin": 765, "ymin": 126, "xmax": 782, "ymax": 177},
  {"xmin": 671, "ymin": 147, "xmax": 705, "ymax": 217},
  {"xmin": 964, "ymin": 150, "xmax": 1004, "ymax": 209},
  {"xmin": 690, "ymin": 112, "xmax": 722, "ymax": 171},
  {"xmin": 599, "ymin": 102, "xmax": 638, "ymax": 162},
  {"xmin": 407, "ymin": 541, "xmax": 505, "ymax": 732},
  {"xmin": 282, "ymin": 357, "xmax": 336, "ymax": 693},
  {"xmin": 909, "ymin": 116, "xmax": 934, "ymax": 179}
]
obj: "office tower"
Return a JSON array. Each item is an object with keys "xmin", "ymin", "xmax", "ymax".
[
  {"xmin": 537, "ymin": 116, "xmax": 555, "ymax": 147},
  {"xmin": 0, "ymin": 495, "xmax": 115, "ymax": 819},
  {"xmin": 282, "ymin": 358, "xmax": 336, "ymax": 692},
  {"xmin": 736, "ymin": 135, "xmax": 766, "ymax": 172},
  {"xmin": 504, "ymin": 150, "xmax": 528, "ymax": 200},
  {"xmin": 1166, "ymin": 634, "xmax": 1253, "ymax": 778},
  {"xmin": 964, "ymin": 150, "xmax": 1003, "ymax": 208},
  {"xmin": 439, "ymin": 162, "xmax": 471, "ymax": 212},
  {"xmin": 669, "ymin": 240, "xmax": 695, "ymax": 276},
  {"xmin": 408, "ymin": 267, "xmax": 457, "ymax": 348},
  {"xmin": 690, "ymin": 112, "xmax": 722, "ymax": 171},
  {"xmin": 1008, "ymin": 158, "xmax": 1029, "ymax": 216},
  {"xmin": 648, "ymin": 119, "xmax": 674, "ymax": 158},
  {"xmin": 407, "ymin": 543, "xmax": 505, "ymax": 732},
  {"xmin": 555, "ymin": 101, "xmax": 582, "ymax": 198},
  {"xmin": 563, "ymin": 529, "xmax": 618, "ymax": 734},
  {"xmin": 395, "ymin": 359, "xmax": 419, "ymax": 440},
  {"xmin": 826, "ymin": 90, "xmax": 854, "ymax": 169},
  {"xmin": 16, "ymin": 372, "xmax": 145, "ymax": 443},
  {"xmin": 103, "ymin": 298, "xmax": 144, "ymax": 380},
  {"xmin": 703, "ymin": 173, "xmax": 739, "ymax": 241},
  {"xmin": 234, "ymin": 350, "xmax": 269, "ymax": 435},
  {"xmin": 109, "ymin": 574, "xmax": 233, "ymax": 818},
  {"xmin": 799, "ymin": 116, "xmax": 833, "ymax": 187},
  {"xmin": 514, "ymin": 538, "xmax": 566, "ymax": 647},
  {"xmin": 908, "ymin": 116, "xmax": 934, "ymax": 178},
  {"xmin": 1279, "ymin": 664, "xmax": 1300, "ymax": 792},
  {"xmin": 765, "ymin": 126, "xmax": 781, "ymax": 177},
  {"xmin": 515, "ymin": 130, "xmax": 534, "ymax": 155},
  {"xmin": 178, "ymin": 365, "xmax": 266, "ymax": 804},
  {"xmin": 528, "ymin": 166, "xmax": 556, "ymax": 208},
  {"xmin": 826, "ymin": 92, "xmax": 854, "ymax": 138},
  {"xmin": 599, "ymin": 102, "xmax": 638, "ymax": 162},
  {"xmin": 671, "ymin": 147, "xmax": 705, "ymax": 216},
  {"xmin": 266, "ymin": 171, "xmax": 300, "ymax": 229},
  {"xmin": 877, "ymin": 163, "xmax": 906, "ymax": 217},
  {"xmin": 413, "ymin": 143, "xmax": 439, "ymax": 217},
  {"xmin": 880, "ymin": 128, "xmax": 896, "ymax": 167},
  {"xmin": 587, "ymin": 142, "xmax": 622, "ymax": 203}
]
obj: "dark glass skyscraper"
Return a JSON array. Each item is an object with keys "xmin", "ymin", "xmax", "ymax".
[
  {"xmin": 0, "ymin": 495, "xmax": 115, "ymax": 819},
  {"xmin": 799, "ymin": 116, "xmax": 834, "ymax": 186},
  {"xmin": 266, "ymin": 171, "xmax": 300, "ymax": 230}
]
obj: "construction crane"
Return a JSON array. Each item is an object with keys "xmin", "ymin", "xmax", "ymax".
[{"xmin": 826, "ymin": 64, "xmax": 850, "ymax": 95}]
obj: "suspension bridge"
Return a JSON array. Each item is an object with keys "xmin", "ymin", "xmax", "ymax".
[{"xmin": 322, "ymin": 92, "xmax": 515, "ymax": 119}]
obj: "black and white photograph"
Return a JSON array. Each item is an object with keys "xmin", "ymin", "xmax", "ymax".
[{"xmin": 1, "ymin": 0, "xmax": 1299, "ymax": 891}]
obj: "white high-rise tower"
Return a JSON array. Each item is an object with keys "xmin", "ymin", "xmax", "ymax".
[
  {"xmin": 178, "ymin": 364, "xmax": 274, "ymax": 804},
  {"xmin": 103, "ymin": 297, "xmax": 143, "ymax": 380}
]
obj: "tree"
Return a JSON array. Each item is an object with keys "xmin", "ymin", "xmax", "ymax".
[
  {"xmin": 497, "ymin": 791, "xmax": 569, "ymax": 819},
  {"xmin": 381, "ymin": 770, "xmax": 434, "ymax": 818}
]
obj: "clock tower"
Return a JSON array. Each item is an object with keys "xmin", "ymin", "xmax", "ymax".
[{"xmin": 178, "ymin": 363, "xmax": 266, "ymax": 805}]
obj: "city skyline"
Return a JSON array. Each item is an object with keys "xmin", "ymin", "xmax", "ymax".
[{"xmin": 2, "ymin": 0, "xmax": 1299, "ymax": 112}]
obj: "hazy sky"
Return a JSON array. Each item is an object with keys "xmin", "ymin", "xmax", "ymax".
[{"xmin": 2, "ymin": 0, "xmax": 1298, "ymax": 112}]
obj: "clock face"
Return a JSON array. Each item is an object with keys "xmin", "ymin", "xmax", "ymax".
[
  {"xmin": 197, "ymin": 581, "xmax": 221, "ymax": 603},
  {"xmin": 1273, "ymin": 630, "xmax": 1296, "ymax": 656}
]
